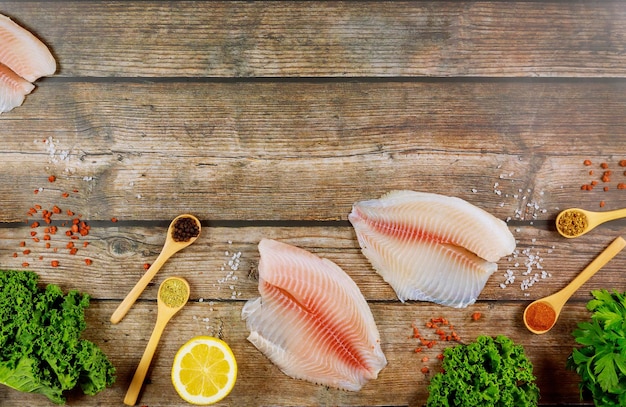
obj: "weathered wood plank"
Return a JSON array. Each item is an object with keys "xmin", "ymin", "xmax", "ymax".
[
  {"xmin": 0, "ymin": 301, "xmax": 593, "ymax": 406},
  {"xmin": 1, "ymin": 225, "xmax": 624, "ymax": 304},
  {"xmin": 1, "ymin": 81, "xmax": 626, "ymax": 222},
  {"xmin": 1, "ymin": 1, "xmax": 626, "ymax": 78}
]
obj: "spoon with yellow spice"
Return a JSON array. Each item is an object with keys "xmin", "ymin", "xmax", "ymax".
[
  {"xmin": 556, "ymin": 207, "xmax": 626, "ymax": 238},
  {"xmin": 124, "ymin": 277, "xmax": 190, "ymax": 406}
]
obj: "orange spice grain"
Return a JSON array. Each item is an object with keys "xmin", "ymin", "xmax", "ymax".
[
  {"xmin": 31, "ymin": 221, "xmax": 39, "ymax": 228},
  {"xmin": 45, "ymin": 243, "xmax": 51, "ymax": 249},
  {"xmin": 111, "ymin": 217, "xmax": 118, "ymax": 223},
  {"xmin": 43, "ymin": 235, "xmax": 50, "ymax": 241},
  {"xmin": 421, "ymin": 366, "xmax": 429, "ymax": 374},
  {"xmin": 51, "ymin": 260, "xmax": 59, "ymax": 267},
  {"xmin": 52, "ymin": 205, "xmax": 61, "ymax": 214},
  {"xmin": 83, "ymin": 242, "xmax": 89, "ymax": 247},
  {"xmin": 414, "ymin": 347, "xmax": 422, "ymax": 353},
  {"xmin": 601, "ymin": 162, "xmax": 609, "ymax": 169},
  {"xmin": 34, "ymin": 189, "xmax": 39, "ymax": 194},
  {"xmin": 19, "ymin": 241, "xmax": 25, "ymax": 247},
  {"xmin": 69, "ymin": 248, "xmax": 78, "ymax": 255},
  {"xmin": 85, "ymin": 259, "xmax": 93, "ymax": 265},
  {"xmin": 23, "ymin": 249, "xmax": 30, "ymax": 255},
  {"xmin": 12, "ymin": 253, "xmax": 17, "ymax": 258},
  {"xmin": 62, "ymin": 192, "xmax": 69, "ymax": 198},
  {"xmin": 143, "ymin": 263, "xmax": 151, "ymax": 270},
  {"xmin": 471, "ymin": 312, "xmax": 482, "ymax": 321},
  {"xmin": 618, "ymin": 183, "xmax": 626, "ymax": 190},
  {"xmin": 437, "ymin": 354, "xmax": 444, "ymax": 360},
  {"xmin": 32, "ymin": 237, "xmax": 40, "ymax": 242},
  {"xmin": 48, "ymin": 175, "xmax": 56, "ymax": 182},
  {"xmin": 30, "ymin": 231, "xmax": 37, "ymax": 237},
  {"xmin": 584, "ymin": 159, "xmax": 592, "ymax": 166},
  {"xmin": 600, "ymin": 201, "xmax": 606, "ymax": 208},
  {"xmin": 604, "ymin": 186, "xmax": 610, "ymax": 192},
  {"xmin": 22, "ymin": 262, "xmax": 29, "ymax": 267},
  {"xmin": 620, "ymin": 160, "xmax": 626, "ymax": 167},
  {"xmin": 421, "ymin": 356, "xmax": 429, "ymax": 363}
]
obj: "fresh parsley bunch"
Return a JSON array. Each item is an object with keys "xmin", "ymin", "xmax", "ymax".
[
  {"xmin": 426, "ymin": 335, "xmax": 539, "ymax": 407},
  {"xmin": 568, "ymin": 289, "xmax": 626, "ymax": 407}
]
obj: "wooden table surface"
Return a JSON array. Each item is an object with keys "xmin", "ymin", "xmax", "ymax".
[{"xmin": 2, "ymin": 2, "xmax": 626, "ymax": 406}]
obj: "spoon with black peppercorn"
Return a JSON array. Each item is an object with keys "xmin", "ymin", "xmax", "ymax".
[
  {"xmin": 111, "ymin": 214, "xmax": 201, "ymax": 324},
  {"xmin": 556, "ymin": 207, "xmax": 626, "ymax": 238}
]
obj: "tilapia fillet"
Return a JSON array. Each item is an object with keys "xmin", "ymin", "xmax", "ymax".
[
  {"xmin": 349, "ymin": 190, "xmax": 516, "ymax": 308},
  {"xmin": 242, "ymin": 239, "xmax": 387, "ymax": 391},
  {"xmin": 0, "ymin": 14, "xmax": 56, "ymax": 114}
]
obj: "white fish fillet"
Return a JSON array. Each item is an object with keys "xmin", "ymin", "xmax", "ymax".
[
  {"xmin": 0, "ymin": 14, "xmax": 56, "ymax": 114},
  {"xmin": 242, "ymin": 239, "xmax": 387, "ymax": 391},
  {"xmin": 0, "ymin": 14, "xmax": 56, "ymax": 82},
  {"xmin": 0, "ymin": 63, "xmax": 34, "ymax": 113},
  {"xmin": 349, "ymin": 190, "xmax": 516, "ymax": 307}
]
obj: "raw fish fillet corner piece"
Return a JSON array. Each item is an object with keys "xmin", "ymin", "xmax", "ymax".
[
  {"xmin": 0, "ymin": 13, "xmax": 56, "ymax": 114},
  {"xmin": 242, "ymin": 238, "xmax": 387, "ymax": 391},
  {"xmin": 349, "ymin": 190, "xmax": 516, "ymax": 307}
]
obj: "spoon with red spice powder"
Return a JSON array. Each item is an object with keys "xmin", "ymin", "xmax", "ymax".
[{"xmin": 524, "ymin": 236, "xmax": 626, "ymax": 334}]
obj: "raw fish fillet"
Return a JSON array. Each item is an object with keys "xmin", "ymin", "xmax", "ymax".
[
  {"xmin": 0, "ymin": 13, "xmax": 56, "ymax": 114},
  {"xmin": 242, "ymin": 239, "xmax": 387, "ymax": 391},
  {"xmin": 0, "ymin": 14, "xmax": 56, "ymax": 82},
  {"xmin": 349, "ymin": 190, "xmax": 516, "ymax": 307},
  {"xmin": 0, "ymin": 63, "xmax": 34, "ymax": 113}
]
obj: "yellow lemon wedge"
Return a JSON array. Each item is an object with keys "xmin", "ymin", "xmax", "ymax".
[{"xmin": 171, "ymin": 336, "xmax": 237, "ymax": 405}]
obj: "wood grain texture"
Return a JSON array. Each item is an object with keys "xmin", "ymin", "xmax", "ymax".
[
  {"xmin": 2, "ymin": 1, "xmax": 626, "ymax": 405},
  {"xmin": 0, "ymin": 301, "xmax": 591, "ymax": 406},
  {"xmin": 0, "ymin": 1, "xmax": 625, "ymax": 78}
]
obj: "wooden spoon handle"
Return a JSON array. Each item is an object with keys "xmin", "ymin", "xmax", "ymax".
[
  {"xmin": 558, "ymin": 236, "xmax": 626, "ymax": 302},
  {"xmin": 123, "ymin": 319, "xmax": 167, "ymax": 406},
  {"xmin": 597, "ymin": 208, "xmax": 626, "ymax": 224},
  {"xmin": 110, "ymin": 249, "xmax": 170, "ymax": 324}
]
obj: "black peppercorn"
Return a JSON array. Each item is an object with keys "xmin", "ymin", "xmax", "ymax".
[{"xmin": 172, "ymin": 216, "xmax": 200, "ymax": 242}]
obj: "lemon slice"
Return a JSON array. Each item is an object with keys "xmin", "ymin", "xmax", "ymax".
[{"xmin": 171, "ymin": 336, "xmax": 237, "ymax": 405}]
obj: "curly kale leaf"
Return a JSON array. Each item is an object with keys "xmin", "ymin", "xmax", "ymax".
[
  {"xmin": 426, "ymin": 335, "xmax": 539, "ymax": 407},
  {"xmin": 567, "ymin": 289, "xmax": 626, "ymax": 407},
  {"xmin": 0, "ymin": 270, "xmax": 115, "ymax": 404}
]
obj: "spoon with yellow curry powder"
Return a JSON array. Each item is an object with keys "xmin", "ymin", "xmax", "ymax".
[
  {"xmin": 124, "ymin": 277, "xmax": 190, "ymax": 406},
  {"xmin": 523, "ymin": 236, "xmax": 626, "ymax": 334},
  {"xmin": 556, "ymin": 207, "xmax": 626, "ymax": 238},
  {"xmin": 111, "ymin": 214, "xmax": 200, "ymax": 324}
]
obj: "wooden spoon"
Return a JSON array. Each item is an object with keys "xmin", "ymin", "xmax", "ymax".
[
  {"xmin": 556, "ymin": 207, "xmax": 626, "ymax": 238},
  {"xmin": 523, "ymin": 236, "xmax": 626, "ymax": 334},
  {"xmin": 111, "ymin": 214, "xmax": 200, "ymax": 324},
  {"xmin": 124, "ymin": 277, "xmax": 190, "ymax": 406}
]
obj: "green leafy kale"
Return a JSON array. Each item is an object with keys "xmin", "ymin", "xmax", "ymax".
[
  {"xmin": 426, "ymin": 335, "xmax": 539, "ymax": 407},
  {"xmin": 0, "ymin": 270, "xmax": 115, "ymax": 404},
  {"xmin": 567, "ymin": 289, "xmax": 626, "ymax": 407}
]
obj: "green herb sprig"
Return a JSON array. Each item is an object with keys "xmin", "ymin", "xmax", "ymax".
[{"xmin": 568, "ymin": 289, "xmax": 626, "ymax": 407}]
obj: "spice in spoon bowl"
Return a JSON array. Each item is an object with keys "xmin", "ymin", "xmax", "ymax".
[
  {"xmin": 110, "ymin": 214, "xmax": 201, "ymax": 324},
  {"xmin": 556, "ymin": 207, "xmax": 626, "ymax": 238},
  {"xmin": 124, "ymin": 277, "xmax": 190, "ymax": 405}
]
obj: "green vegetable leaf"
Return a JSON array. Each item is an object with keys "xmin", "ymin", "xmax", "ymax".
[
  {"xmin": 426, "ymin": 335, "xmax": 539, "ymax": 407},
  {"xmin": 0, "ymin": 270, "xmax": 115, "ymax": 404},
  {"xmin": 569, "ymin": 289, "xmax": 626, "ymax": 407},
  {"xmin": 595, "ymin": 352, "xmax": 619, "ymax": 392}
]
